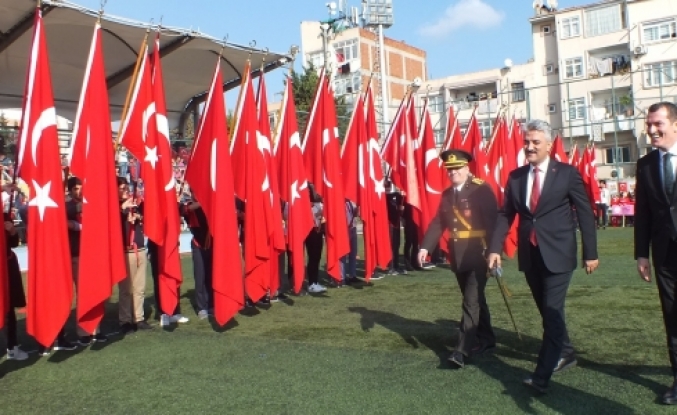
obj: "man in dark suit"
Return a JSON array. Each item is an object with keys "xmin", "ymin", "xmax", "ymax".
[
  {"xmin": 487, "ymin": 119, "xmax": 599, "ymax": 394},
  {"xmin": 635, "ymin": 102, "xmax": 677, "ymax": 405},
  {"xmin": 418, "ymin": 149, "xmax": 498, "ymax": 368}
]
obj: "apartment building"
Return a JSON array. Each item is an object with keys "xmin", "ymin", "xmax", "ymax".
[
  {"xmin": 419, "ymin": 0, "xmax": 677, "ymax": 180},
  {"xmin": 299, "ymin": 22, "xmax": 427, "ymax": 130}
]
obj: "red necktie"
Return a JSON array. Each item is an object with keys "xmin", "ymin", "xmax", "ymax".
[{"xmin": 530, "ymin": 167, "xmax": 540, "ymax": 246}]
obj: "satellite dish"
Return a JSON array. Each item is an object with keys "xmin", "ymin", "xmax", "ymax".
[
  {"xmin": 532, "ymin": 0, "xmax": 543, "ymax": 8},
  {"xmin": 412, "ymin": 77, "xmax": 422, "ymax": 87},
  {"xmin": 327, "ymin": 2, "xmax": 338, "ymax": 14},
  {"xmin": 504, "ymin": 58, "xmax": 513, "ymax": 68}
]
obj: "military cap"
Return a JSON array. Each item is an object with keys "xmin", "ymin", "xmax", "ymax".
[{"xmin": 440, "ymin": 149, "xmax": 473, "ymax": 169}]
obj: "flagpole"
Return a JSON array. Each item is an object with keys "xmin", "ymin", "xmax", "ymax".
[{"xmin": 115, "ymin": 31, "xmax": 149, "ymax": 150}]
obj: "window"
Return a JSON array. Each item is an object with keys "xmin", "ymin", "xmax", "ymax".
[
  {"xmin": 548, "ymin": 104, "xmax": 557, "ymax": 114},
  {"xmin": 427, "ymin": 95, "xmax": 444, "ymax": 113},
  {"xmin": 332, "ymin": 73, "xmax": 362, "ymax": 96},
  {"xmin": 544, "ymin": 63, "xmax": 556, "ymax": 75},
  {"xmin": 644, "ymin": 60, "xmax": 677, "ymax": 87},
  {"xmin": 643, "ymin": 19, "xmax": 677, "ymax": 43},
  {"xmin": 433, "ymin": 129, "xmax": 445, "ymax": 145},
  {"xmin": 541, "ymin": 25, "xmax": 551, "ymax": 35},
  {"xmin": 564, "ymin": 57, "xmax": 584, "ymax": 79},
  {"xmin": 585, "ymin": 5, "xmax": 622, "ymax": 37},
  {"xmin": 568, "ymin": 98, "xmax": 586, "ymax": 120},
  {"xmin": 332, "ymin": 39, "xmax": 359, "ymax": 62},
  {"xmin": 605, "ymin": 146, "xmax": 631, "ymax": 164},
  {"xmin": 306, "ymin": 51, "xmax": 324, "ymax": 69},
  {"xmin": 561, "ymin": 16, "xmax": 581, "ymax": 38},
  {"xmin": 478, "ymin": 120, "xmax": 493, "ymax": 140},
  {"xmin": 511, "ymin": 82, "xmax": 525, "ymax": 102}
]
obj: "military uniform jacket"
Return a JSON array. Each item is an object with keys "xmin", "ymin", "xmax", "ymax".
[{"xmin": 421, "ymin": 178, "xmax": 498, "ymax": 273}]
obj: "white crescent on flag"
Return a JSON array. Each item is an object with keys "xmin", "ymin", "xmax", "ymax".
[
  {"xmin": 142, "ymin": 102, "xmax": 156, "ymax": 143},
  {"xmin": 156, "ymin": 112, "xmax": 176, "ymax": 191},
  {"xmin": 210, "ymin": 138, "xmax": 218, "ymax": 191},
  {"xmin": 31, "ymin": 107, "xmax": 57, "ymax": 165},
  {"xmin": 424, "ymin": 148, "xmax": 443, "ymax": 195},
  {"xmin": 322, "ymin": 128, "xmax": 333, "ymax": 188}
]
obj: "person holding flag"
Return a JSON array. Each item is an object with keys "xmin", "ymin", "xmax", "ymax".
[{"xmin": 418, "ymin": 149, "xmax": 498, "ymax": 368}]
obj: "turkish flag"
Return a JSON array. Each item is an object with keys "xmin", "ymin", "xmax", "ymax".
[
  {"xmin": 442, "ymin": 105, "xmax": 462, "ymax": 151},
  {"xmin": 301, "ymin": 70, "xmax": 349, "ymax": 281},
  {"xmin": 274, "ymin": 77, "xmax": 314, "ymax": 293},
  {"xmin": 118, "ymin": 47, "xmax": 166, "ymax": 245},
  {"xmin": 380, "ymin": 97, "xmax": 406, "ymax": 190},
  {"xmin": 69, "ymin": 22, "xmax": 126, "ymax": 334},
  {"xmin": 341, "ymin": 90, "xmax": 378, "ymax": 280},
  {"xmin": 151, "ymin": 34, "xmax": 183, "ymax": 315},
  {"xmin": 231, "ymin": 63, "xmax": 273, "ymax": 302},
  {"xmin": 184, "ymin": 58, "xmax": 244, "ymax": 325},
  {"xmin": 578, "ymin": 144, "xmax": 600, "ymax": 210},
  {"xmin": 365, "ymin": 87, "xmax": 392, "ymax": 270},
  {"xmin": 256, "ymin": 72, "xmax": 286, "ymax": 296},
  {"xmin": 550, "ymin": 135, "xmax": 569, "ymax": 164},
  {"xmin": 570, "ymin": 144, "xmax": 581, "ymax": 169},
  {"xmin": 464, "ymin": 111, "xmax": 488, "ymax": 180},
  {"xmin": 485, "ymin": 117, "xmax": 510, "ymax": 205},
  {"xmin": 16, "ymin": 9, "xmax": 73, "ymax": 347}
]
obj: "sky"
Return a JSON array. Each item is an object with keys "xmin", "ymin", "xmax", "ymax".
[{"xmin": 73, "ymin": 0, "xmax": 584, "ymax": 107}]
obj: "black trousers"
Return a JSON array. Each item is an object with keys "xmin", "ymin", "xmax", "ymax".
[
  {"xmin": 149, "ymin": 245, "xmax": 181, "ymax": 315},
  {"xmin": 596, "ymin": 203, "xmax": 608, "ymax": 227},
  {"xmin": 525, "ymin": 244, "xmax": 574, "ymax": 385},
  {"xmin": 389, "ymin": 225, "xmax": 401, "ymax": 271},
  {"xmin": 5, "ymin": 309, "xmax": 17, "ymax": 349},
  {"xmin": 192, "ymin": 245, "xmax": 214, "ymax": 312},
  {"xmin": 655, "ymin": 238, "xmax": 677, "ymax": 378},
  {"xmin": 454, "ymin": 265, "xmax": 495, "ymax": 356},
  {"xmin": 305, "ymin": 229, "xmax": 324, "ymax": 285},
  {"xmin": 403, "ymin": 222, "xmax": 419, "ymax": 268}
]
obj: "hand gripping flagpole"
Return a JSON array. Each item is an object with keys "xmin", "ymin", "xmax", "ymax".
[{"xmin": 490, "ymin": 265, "xmax": 521, "ymax": 340}]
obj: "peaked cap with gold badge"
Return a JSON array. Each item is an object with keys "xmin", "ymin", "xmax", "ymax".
[{"xmin": 439, "ymin": 149, "xmax": 473, "ymax": 169}]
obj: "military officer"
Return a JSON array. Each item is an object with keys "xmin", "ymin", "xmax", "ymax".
[{"xmin": 418, "ymin": 149, "xmax": 499, "ymax": 368}]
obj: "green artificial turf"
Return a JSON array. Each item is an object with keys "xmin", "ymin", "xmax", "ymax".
[{"xmin": 1, "ymin": 227, "xmax": 674, "ymax": 414}]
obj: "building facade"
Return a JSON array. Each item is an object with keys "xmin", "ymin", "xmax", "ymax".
[{"xmin": 418, "ymin": 0, "xmax": 677, "ymax": 180}]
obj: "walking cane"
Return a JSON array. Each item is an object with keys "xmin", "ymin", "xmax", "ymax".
[{"xmin": 491, "ymin": 265, "xmax": 522, "ymax": 340}]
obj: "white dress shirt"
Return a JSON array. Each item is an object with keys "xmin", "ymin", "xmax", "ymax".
[{"xmin": 526, "ymin": 157, "xmax": 550, "ymax": 211}]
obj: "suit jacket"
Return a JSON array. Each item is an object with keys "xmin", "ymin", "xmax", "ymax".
[
  {"xmin": 634, "ymin": 150, "xmax": 677, "ymax": 268},
  {"xmin": 489, "ymin": 159, "xmax": 597, "ymax": 274},
  {"xmin": 421, "ymin": 178, "xmax": 498, "ymax": 273}
]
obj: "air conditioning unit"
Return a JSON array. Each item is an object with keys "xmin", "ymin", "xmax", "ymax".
[{"xmin": 633, "ymin": 45, "xmax": 648, "ymax": 56}]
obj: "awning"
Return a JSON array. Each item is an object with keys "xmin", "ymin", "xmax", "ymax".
[{"xmin": 0, "ymin": 0, "xmax": 291, "ymax": 129}]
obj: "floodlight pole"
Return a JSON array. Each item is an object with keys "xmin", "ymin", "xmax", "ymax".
[{"xmin": 378, "ymin": 24, "xmax": 389, "ymax": 134}]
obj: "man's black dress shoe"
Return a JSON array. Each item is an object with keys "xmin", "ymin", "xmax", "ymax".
[
  {"xmin": 472, "ymin": 343, "xmax": 496, "ymax": 356},
  {"xmin": 448, "ymin": 351, "xmax": 465, "ymax": 368},
  {"xmin": 523, "ymin": 377, "xmax": 548, "ymax": 394},
  {"xmin": 662, "ymin": 381, "xmax": 677, "ymax": 405},
  {"xmin": 553, "ymin": 355, "xmax": 577, "ymax": 374}
]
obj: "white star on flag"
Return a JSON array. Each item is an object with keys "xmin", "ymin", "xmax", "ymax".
[
  {"xmin": 28, "ymin": 180, "xmax": 58, "ymax": 221},
  {"xmin": 290, "ymin": 180, "xmax": 301, "ymax": 204},
  {"xmin": 144, "ymin": 146, "xmax": 158, "ymax": 169}
]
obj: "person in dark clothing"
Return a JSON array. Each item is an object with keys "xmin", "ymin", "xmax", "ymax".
[
  {"xmin": 181, "ymin": 197, "xmax": 214, "ymax": 320},
  {"xmin": 383, "ymin": 180, "xmax": 406, "ymax": 276},
  {"xmin": 402, "ymin": 202, "xmax": 421, "ymax": 271},
  {"xmin": 3, "ymin": 211, "xmax": 28, "ymax": 360},
  {"xmin": 148, "ymin": 236, "xmax": 188, "ymax": 326}
]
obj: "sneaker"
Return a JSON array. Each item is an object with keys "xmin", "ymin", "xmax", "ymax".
[
  {"xmin": 397, "ymin": 268, "xmax": 408, "ymax": 275},
  {"xmin": 94, "ymin": 333, "xmax": 108, "ymax": 343},
  {"xmin": 245, "ymin": 298, "xmax": 256, "ymax": 308},
  {"xmin": 53, "ymin": 339, "xmax": 78, "ymax": 351},
  {"xmin": 388, "ymin": 269, "xmax": 398, "ymax": 276},
  {"xmin": 37, "ymin": 346, "xmax": 51, "ymax": 357},
  {"xmin": 257, "ymin": 295, "xmax": 271, "ymax": 305},
  {"xmin": 136, "ymin": 321, "xmax": 154, "ymax": 330},
  {"xmin": 197, "ymin": 310, "xmax": 210, "ymax": 320},
  {"xmin": 6, "ymin": 346, "xmax": 28, "ymax": 361},
  {"xmin": 160, "ymin": 314, "xmax": 171, "ymax": 327},
  {"xmin": 169, "ymin": 314, "xmax": 190, "ymax": 324},
  {"xmin": 78, "ymin": 336, "xmax": 93, "ymax": 346},
  {"xmin": 308, "ymin": 283, "xmax": 327, "ymax": 293},
  {"xmin": 370, "ymin": 273, "xmax": 385, "ymax": 280},
  {"xmin": 271, "ymin": 293, "xmax": 289, "ymax": 302},
  {"xmin": 421, "ymin": 262, "xmax": 436, "ymax": 269}
]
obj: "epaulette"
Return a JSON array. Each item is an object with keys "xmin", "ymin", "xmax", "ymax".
[{"xmin": 471, "ymin": 178, "xmax": 484, "ymax": 185}]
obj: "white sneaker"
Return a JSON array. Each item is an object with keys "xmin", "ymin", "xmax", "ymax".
[
  {"xmin": 160, "ymin": 314, "xmax": 171, "ymax": 327},
  {"xmin": 6, "ymin": 346, "xmax": 28, "ymax": 361},
  {"xmin": 308, "ymin": 283, "xmax": 327, "ymax": 293},
  {"xmin": 170, "ymin": 314, "xmax": 189, "ymax": 324},
  {"xmin": 197, "ymin": 310, "xmax": 210, "ymax": 320}
]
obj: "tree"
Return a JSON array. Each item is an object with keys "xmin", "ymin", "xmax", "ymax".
[{"xmin": 291, "ymin": 63, "xmax": 350, "ymax": 143}]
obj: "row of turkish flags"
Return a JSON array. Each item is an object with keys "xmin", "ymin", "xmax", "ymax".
[{"xmin": 551, "ymin": 135, "xmax": 602, "ymax": 210}]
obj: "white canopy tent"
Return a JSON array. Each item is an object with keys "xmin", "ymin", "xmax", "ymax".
[{"xmin": 0, "ymin": 0, "xmax": 290, "ymax": 132}]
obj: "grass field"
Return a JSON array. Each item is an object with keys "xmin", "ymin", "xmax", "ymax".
[{"xmin": 0, "ymin": 227, "xmax": 674, "ymax": 414}]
